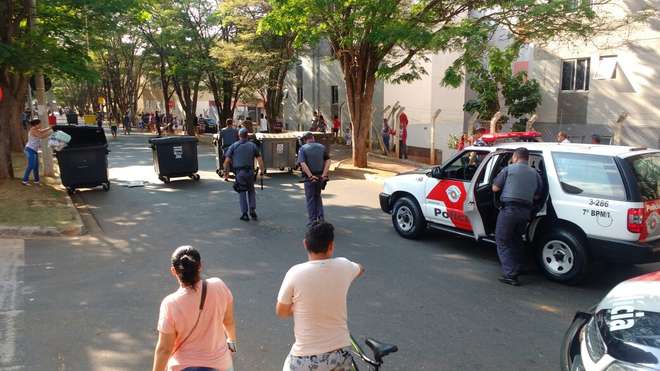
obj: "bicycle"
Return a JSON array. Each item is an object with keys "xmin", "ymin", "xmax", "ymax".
[{"xmin": 349, "ymin": 334, "xmax": 398, "ymax": 370}]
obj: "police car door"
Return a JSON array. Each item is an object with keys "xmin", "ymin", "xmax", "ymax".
[
  {"xmin": 424, "ymin": 149, "xmax": 490, "ymax": 230},
  {"xmin": 464, "ymin": 151, "xmax": 504, "ymax": 239}
]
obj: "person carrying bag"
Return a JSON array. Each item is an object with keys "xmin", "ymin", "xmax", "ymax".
[{"xmin": 152, "ymin": 246, "xmax": 237, "ymax": 371}]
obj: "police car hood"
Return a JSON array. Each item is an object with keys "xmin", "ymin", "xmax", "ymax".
[
  {"xmin": 595, "ymin": 271, "xmax": 660, "ymax": 365},
  {"xmin": 398, "ymin": 167, "xmax": 432, "ymax": 176}
]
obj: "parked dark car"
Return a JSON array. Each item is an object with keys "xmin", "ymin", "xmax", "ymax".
[{"xmin": 561, "ymin": 271, "xmax": 660, "ymax": 371}]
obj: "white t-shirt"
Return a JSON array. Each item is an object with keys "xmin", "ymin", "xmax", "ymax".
[
  {"xmin": 277, "ymin": 257, "xmax": 361, "ymax": 356},
  {"xmin": 260, "ymin": 118, "xmax": 268, "ymax": 132}
]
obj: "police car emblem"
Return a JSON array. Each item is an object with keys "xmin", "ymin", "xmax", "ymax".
[{"xmin": 446, "ymin": 185, "xmax": 461, "ymax": 203}]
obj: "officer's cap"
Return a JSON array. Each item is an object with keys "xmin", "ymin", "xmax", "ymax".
[
  {"xmin": 302, "ymin": 131, "xmax": 314, "ymax": 140},
  {"xmin": 239, "ymin": 127, "xmax": 248, "ymax": 136}
]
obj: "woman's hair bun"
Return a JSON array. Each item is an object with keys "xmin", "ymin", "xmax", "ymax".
[{"xmin": 171, "ymin": 246, "xmax": 201, "ymax": 287}]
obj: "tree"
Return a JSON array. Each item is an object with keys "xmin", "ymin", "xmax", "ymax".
[
  {"xmin": 460, "ymin": 45, "xmax": 541, "ymax": 131},
  {"xmin": 264, "ymin": 0, "xmax": 638, "ymax": 168},
  {"xmin": 1, "ymin": 0, "xmax": 128, "ymax": 178},
  {"xmin": 219, "ymin": 0, "xmax": 297, "ymax": 130}
]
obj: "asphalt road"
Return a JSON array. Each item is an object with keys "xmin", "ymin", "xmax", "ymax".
[{"xmin": 4, "ymin": 133, "xmax": 659, "ymax": 371}]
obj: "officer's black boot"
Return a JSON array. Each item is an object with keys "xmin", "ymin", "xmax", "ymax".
[
  {"xmin": 240, "ymin": 213, "xmax": 250, "ymax": 221},
  {"xmin": 249, "ymin": 208, "xmax": 258, "ymax": 220}
]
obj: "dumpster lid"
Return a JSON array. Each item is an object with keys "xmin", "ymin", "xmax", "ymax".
[
  {"xmin": 148, "ymin": 136, "xmax": 199, "ymax": 144},
  {"xmin": 53, "ymin": 125, "xmax": 107, "ymax": 147},
  {"xmin": 255, "ymin": 132, "xmax": 300, "ymax": 140}
]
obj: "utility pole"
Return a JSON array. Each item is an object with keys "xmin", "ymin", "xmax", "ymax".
[
  {"xmin": 430, "ymin": 109, "xmax": 442, "ymax": 165},
  {"xmin": 30, "ymin": 0, "xmax": 54, "ymax": 176}
]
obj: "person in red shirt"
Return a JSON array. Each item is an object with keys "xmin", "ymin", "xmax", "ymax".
[
  {"xmin": 47, "ymin": 110, "xmax": 57, "ymax": 127},
  {"xmin": 331, "ymin": 115, "xmax": 341, "ymax": 140},
  {"xmin": 398, "ymin": 112, "xmax": 408, "ymax": 159}
]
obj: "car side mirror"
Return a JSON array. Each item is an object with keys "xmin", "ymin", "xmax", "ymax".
[{"xmin": 431, "ymin": 167, "xmax": 444, "ymax": 179}]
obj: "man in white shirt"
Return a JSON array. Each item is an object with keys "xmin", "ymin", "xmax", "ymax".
[
  {"xmin": 259, "ymin": 113, "xmax": 268, "ymax": 133},
  {"xmin": 276, "ymin": 222, "xmax": 364, "ymax": 371},
  {"xmin": 557, "ymin": 131, "xmax": 571, "ymax": 143}
]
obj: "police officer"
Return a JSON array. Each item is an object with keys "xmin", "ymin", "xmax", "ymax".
[
  {"xmin": 224, "ymin": 128, "xmax": 264, "ymax": 221},
  {"xmin": 492, "ymin": 147, "xmax": 542, "ymax": 286},
  {"xmin": 297, "ymin": 132, "xmax": 330, "ymax": 226}
]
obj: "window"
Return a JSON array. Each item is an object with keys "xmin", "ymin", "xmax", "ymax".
[
  {"xmin": 561, "ymin": 58, "xmax": 590, "ymax": 91},
  {"xmin": 442, "ymin": 150, "xmax": 489, "ymax": 181},
  {"xmin": 296, "ymin": 63, "xmax": 303, "ymax": 103},
  {"xmin": 552, "ymin": 152, "xmax": 626, "ymax": 200},
  {"xmin": 626, "ymin": 153, "xmax": 659, "ymax": 201},
  {"xmin": 595, "ymin": 55, "xmax": 617, "ymax": 80},
  {"xmin": 331, "ymin": 85, "xmax": 339, "ymax": 104}
]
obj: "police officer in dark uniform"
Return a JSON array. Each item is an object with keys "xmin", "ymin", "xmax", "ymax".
[
  {"xmin": 492, "ymin": 147, "xmax": 542, "ymax": 286},
  {"xmin": 224, "ymin": 128, "xmax": 264, "ymax": 221},
  {"xmin": 297, "ymin": 132, "xmax": 330, "ymax": 226}
]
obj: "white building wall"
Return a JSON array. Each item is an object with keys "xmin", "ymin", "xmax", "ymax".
[{"xmin": 384, "ymin": 51, "xmax": 467, "ymax": 162}]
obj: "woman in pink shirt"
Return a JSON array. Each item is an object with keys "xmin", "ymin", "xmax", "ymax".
[{"xmin": 152, "ymin": 246, "xmax": 237, "ymax": 371}]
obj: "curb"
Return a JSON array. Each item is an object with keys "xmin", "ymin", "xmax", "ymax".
[{"xmin": 368, "ymin": 152, "xmax": 428, "ymax": 168}]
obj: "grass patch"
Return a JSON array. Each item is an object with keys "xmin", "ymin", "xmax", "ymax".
[{"xmin": 0, "ymin": 152, "xmax": 79, "ymax": 228}]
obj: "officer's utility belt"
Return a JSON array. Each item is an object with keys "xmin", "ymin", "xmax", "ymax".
[
  {"xmin": 234, "ymin": 166, "xmax": 254, "ymax": 172},
  {"xmin": 502, "ymin": 200, "xmax": 532, "ymax": 208}
]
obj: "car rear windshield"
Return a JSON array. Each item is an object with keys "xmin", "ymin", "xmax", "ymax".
[
  {"xmin": 552, "ymin": 152, "xmax": 627, "ymax": 201},
  {"xmin": 626, "ymin": 153, "xmax": 659, "ymax": 201}
]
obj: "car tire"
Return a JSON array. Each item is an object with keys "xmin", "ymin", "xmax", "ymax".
[
  {"xmin": 536, "ymin": 229, "xmax": 589, "ymax": 285},
  {"xmin": 392, "ymin": 196, "xmax": 426, "ymax": 239},
  {"xmin": 560, "ymin": 313, "xmax": 590, "ymax": 371}
]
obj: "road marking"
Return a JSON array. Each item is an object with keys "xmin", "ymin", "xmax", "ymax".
[{"xmin": 0, "ymin": 239, "xmax": 24, "ymax": 369}]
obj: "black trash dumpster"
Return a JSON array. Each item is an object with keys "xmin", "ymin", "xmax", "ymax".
[
  {"xmin": 148, "ymin": 136, "xmax": 200, "ymax": 183},
  {"xmin": 53, "ymin": 125, "xmax": 109, "ymax": 194}
]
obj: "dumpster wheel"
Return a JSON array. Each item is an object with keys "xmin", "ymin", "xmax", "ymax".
[
  {"xmin": 190, "ymin": 174, "xmax": 200, "ymax": 181},
  {"xmin": 66, "ymin": 187, "xmax": 75, "ymax": 195},
  {"xmin": 102, "ymin": 182, "xmax": 110, "ymax": 191},
  {"xmin": 159, "ymin": 176, "xmax": 171, "ymax": 184}
]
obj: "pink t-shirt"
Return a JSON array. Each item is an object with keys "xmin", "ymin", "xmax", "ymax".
[{"xmin": 157, "ymin": 277, "xmax": 233, "ymax": 371}]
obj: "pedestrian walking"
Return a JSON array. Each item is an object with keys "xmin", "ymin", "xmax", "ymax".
[
  {"xmin": 242, "ymin": 117, "xmax": 254, "ymax": 133},
  {"xmin": 96, "ymin": 111, "xmax": 104, "ymax": 129},
  {"xmin": 22, "ymin": 119, "xmax": 52, "ymax": 186},
  {"xmin": 110, "ymin": 119, "xmax": 118, "ymax": 138},
  {"xmin": 332, "ymin": 115, "xmax": 341, "ymax": 140},
  {"xmin": 310, "ymin": 111, "xmax": 319, "ymax": 131},
  {"xmin": 317, "ymin": 114, "xmax": 327, "ymax": 133},
  {"xmin": 398, "ymin": 111, "xmax": 408, "ymax": 159},
  {"xmin": 47, "ymin": 110, "xmax": 57, "ymax": 127},
  {"xmin": 259, "ymin": 113, "xmax": 268, "ymax": 133},
  {"xmin": 155, "ymin": 111, "xmax": 163, "ymax": 137},
  {"xmin": 382, "ymin": 118, "xmax": 392, "ymax": 154},
  {"xmin": 123, "ymin": 112, "xmax": 131, "ymax": 135},
  {"xmin": 297, "ymin": 132, "xmax": 331, "ymax": 226},
  {"xmin": 492, "ymin": 147, "xmax": 542, "ymax": 286},
  {"xmin": 152, "ymin": 246, "xmax": 237, "ymax": 371},
  {"xmin": 276, "ymin": 221, "xmax": 364, "ymax": 371},
  {"xmin": 223, "ymin": 128, "xmax": 264, "ymax": 221}
]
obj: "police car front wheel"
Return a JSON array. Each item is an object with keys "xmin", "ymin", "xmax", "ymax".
[
  {"xmin": 392, "ymin": 197, "xmax": 425, "ymax": 239},
  {"xmin": 536, "ymin": 229, "xmax": 589, "ymax": 285}
]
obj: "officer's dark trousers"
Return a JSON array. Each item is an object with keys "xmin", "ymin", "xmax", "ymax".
[
  {"xmin": 236, "ymin": 169, "xmax": 256, "ymax": 215},
  {"xmin": 495, "ymin": 205, "xmax": 530, "ymax": 278},
  {"xmin": 304, "ymin": 180, "xmax": 324, "ymax": 226}
]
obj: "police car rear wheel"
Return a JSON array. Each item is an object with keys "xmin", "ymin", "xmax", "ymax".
[
  {"xmin": 392, "ymin": 197, "xmax": 425, "ymax": 239},
  {"xmin": 536, "ymin": 229, "xmax": 589, "ymax": 285}
]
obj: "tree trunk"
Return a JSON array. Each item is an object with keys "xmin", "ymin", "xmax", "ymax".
[
  {"xmin": 221, "ymin": 78, "xmax": 233, "ymax": 124},
  {"xmin": 339, "ymin": 47, "xmax": 377, "ymax": 168},
  {"xmin": 0, "ymin": 74, "xmax": 28, "ymax": 178},
  {"xmin": 264, "ymin": 63, "xmax": 288, "ymax": 130},
  {"xmin": 9, "ymin": 83, "xmax": 28, "ymax": 152}
]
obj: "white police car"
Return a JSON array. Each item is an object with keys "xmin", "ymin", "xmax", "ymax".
[
  {"xmin": 561, "ymin": 271, "xmax": 660, "ymax": 370},
  {"xmin": 379, "ymin": 133, "xmax": 660, "ymax": 284}
]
